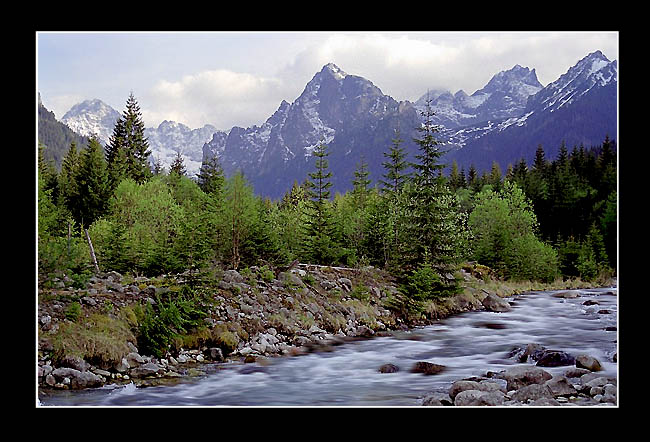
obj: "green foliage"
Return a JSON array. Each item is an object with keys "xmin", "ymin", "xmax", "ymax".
[
  {"xmin": 301, "ymin": 143, "xmax": 340, "ymax": 265},
  {"xmin": 136, "ymin": 291, "xmax": 208, "ymax": 358},
  {"xmin": 469, "ymin": 181, "xmax": 558, "ymax": 281},
  {"xmin": 64, "ymin": 301, "xmax": 82, "ymax": 322},
  {"xmin": 105, "ymin": 93, "xmax": 152, "ymax": 187},
  {"xmin": 51, "ymin": 313, "xmax": 135, "ymax": 369}
]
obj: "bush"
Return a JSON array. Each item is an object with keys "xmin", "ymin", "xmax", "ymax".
[
  {"xmin": 64, "ymin": 301, "xmax": 82, "ymax": 322},
  {"xmin": 393, "ymin": 261, "xmax": 460, "ymax": 317},
  {"xmin": 136, "ymin": 291, "xmax": 208, "ymax": 358}
]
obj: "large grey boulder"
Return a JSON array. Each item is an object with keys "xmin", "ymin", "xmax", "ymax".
[
  {"xmin": 499, "ymin": 365, "xmax": 553, "ymax": 391},
  {"xmin": 481, "ymin": 292, "xmax": 511, "ymax": 312},
  {"xmin": 454, "ymin": 389, "xmax": 505, "ymax": 406}
]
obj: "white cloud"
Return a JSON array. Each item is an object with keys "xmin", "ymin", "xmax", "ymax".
[
  {"xmin": 143, "ymin": 68, "xmax": 286, "ymax": 130},
  {"xmin": 282, "ymin": 32, "xmax": 618, "ymax": 102},
  {"xmin": 125, "ymin": 32, "xmax": 619, "ymax": 130}
]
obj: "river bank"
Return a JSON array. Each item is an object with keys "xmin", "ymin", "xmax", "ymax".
[{"xmin": 37, "ymin": 262, "xmax": 616, "ymax": 405}]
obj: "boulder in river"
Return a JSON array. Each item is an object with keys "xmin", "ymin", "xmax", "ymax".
[
  {"xmin": 535, "ymin": 350, "xmax": 576, "ymax": 367},
  {"xmin": 411, "ymin": 361, "xmax": 446, "ymax": 375},
  {"xmin": 379, "ymin": 363, "xmax": 400, "ymax": 373},
  {"xmin": 575, "ymin": 354, "xmax": 603, "ymax": 372},
  {"xmin": 481, "ymin": 292, "xmax": 511, "ymax": 312},
  {"xmin": 552, "ymin": 290, "xmax": 580, "ymax": 298}
]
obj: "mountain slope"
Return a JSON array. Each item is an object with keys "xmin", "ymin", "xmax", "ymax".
[
  {"xmin": 38, "ymin": 95, "xmax": 90, "ymax": 170},
  {"xmin": 203, "ymin": 63, "xmax": 422, "ymax": 198},
  {"xmin": 441, "ymin": 50, "xmax": 617, "ymax": 171},
  {"xmin": 414, "ymin": 64, "xmax": 543, "ymax": 129},
  {"xmin": 61, "ymin": 99, "xmax": 121, "ymax": 146}
]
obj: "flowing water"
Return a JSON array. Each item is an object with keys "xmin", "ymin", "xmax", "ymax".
[{"xmin": 38, "ymin": 287, "xmax": 618, "ymax": 406}]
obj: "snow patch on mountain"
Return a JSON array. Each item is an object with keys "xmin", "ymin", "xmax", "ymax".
[{"xmin": 61, "ymin": 99, "xmax": 121, "ymax": 146}]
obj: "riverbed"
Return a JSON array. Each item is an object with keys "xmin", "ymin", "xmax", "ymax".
[{"xmin": 38, "ymin": 287, "xmax": 617, "ymax": 406}]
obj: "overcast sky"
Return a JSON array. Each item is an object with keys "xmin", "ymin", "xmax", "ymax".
[{"xmin": 37, "ymin": 31, "xmax": 619, "ymax": 131}]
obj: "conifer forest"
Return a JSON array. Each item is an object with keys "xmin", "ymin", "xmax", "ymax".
[{"xmin": 38, "ymin": 94, "xmax": 618, "ymax": 309}]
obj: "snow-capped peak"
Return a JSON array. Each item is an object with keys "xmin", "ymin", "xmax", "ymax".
[
  {"xmin": 61, "ymin": 98, "xmax": 121, "ymax": 146},
  {"xmin": 323, "ymin": 62, "xmax": 347, "ymax": 80},
  {"xmin": 526, "ymin": 50, "xmax": 616, "ymax": 113}
]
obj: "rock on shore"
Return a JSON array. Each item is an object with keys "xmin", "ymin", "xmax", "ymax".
[{"xmin": 422, "ymin": 352, "xmax": 616, "ymax": 406}]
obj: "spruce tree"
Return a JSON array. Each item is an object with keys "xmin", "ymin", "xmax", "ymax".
[
  {"xmin": 169, "ymin": 151, "xmax": 187, "ymax": 176},
  {"xmin": 302, "ymin": 143, "xmax": 337, "ymax": 265},
  {"xmin": 58, "ymin": 142, "xmax": 82, "ymax": 226},
  {"xmin": 407, "ymin": 95, "xmax": 452, "ymax": 267},
  {"xmin": 380, "ymin": 128, "xmax": 409, "ymax": 195},
  {"xmin": 197, "ymin": 155, "xmax": 225, "ymax": 196},
  {"xmin": 76, "ymin": 137, "xmax": 110, "ymax": 228},
  {"xmin": 106, "ymin": 92, "xmax": 151, "ymax": 187}
]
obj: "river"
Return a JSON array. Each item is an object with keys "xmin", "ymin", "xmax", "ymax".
[{"xmin": 38, "ymin": 287, "xmax": 617, "ymax": 406}]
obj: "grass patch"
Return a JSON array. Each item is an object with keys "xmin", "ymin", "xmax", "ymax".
[{"xmin": 51, "ymin": 313, "xmax": 135, "ymax": 369}]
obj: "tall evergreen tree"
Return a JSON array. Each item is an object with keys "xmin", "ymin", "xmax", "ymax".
[
  {"xmin": 197, "ymin": 155, "xmax": 225, "ymax": 196},
  {"xmin": 380, "ymin": 128, "xmax": 409, "ymax": 195},
  {"xmin": 406, "ymin": 95, "xmax": 453, "ymax": 266},
  {"xmin": 58, "ymin": 142, "xmax": 82, "ymax": 225},
  {"xmin": 76, "ymin": 137, "xmax": 110, "ymax": 228},
  {"xmin": 302, "ymin": 143, "xmax": 337, "ymax": 264},
  {"xmin": 169, "ymin": 151, "xmax": 187, "ymax": 177},
  {"xmin": 106, "ymin": 92, "xmax": 152, "ymax": 187},
  {"xmin": 352, "ymin": 155, "xmax": 371, "ymax": 198}
]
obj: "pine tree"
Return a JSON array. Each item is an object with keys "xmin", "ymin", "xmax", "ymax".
[
  {"xmin": 380, "ymin": 128, "xmax": 409, "ymax": 195},
  {"xmin": 169, "ymin": 151, "xmax": 187, "ymax": 176},
  {"xmin": 106, "ymin": 92, "xmax": 152, "ymax": 187},
  {"xmin": 352, "ymin": 155, "xmax": 371, "ymax": 197},
  {"xmin": 197, "ymin": 155, "xmax": 225, "ymax": 196},
  {"xmin": 448, "ymin": 160, "xmax": 463, "ymax": 191},
  {"xmin": 468, "ymin": 164, "xmax": 481, "ymax": 193},
  {"xmin": 302, "ymin": 143, "xmax": 337, "ymax": 265},
  {"xmin": 76, "ymin": 137, "xmax": 110, "ymax": 228},
  {"xmin": 407, "ymin": 95, "xmax": 451, "ymax": 266},
  {"xmin": 411, "ymin": 95, "xmax": 446, "ymax": 189}
]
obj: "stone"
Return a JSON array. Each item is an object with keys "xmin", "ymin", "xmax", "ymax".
[
  {"xmin": 500, "ymin": 366, "xmax": 553, "ymax": 391},
  {"xmin": 564, "ymin": 367, "xmax": 591, "ymax": 378},
  {"xmin": 552, "ymin": 290, "xmax": 580, "ymax": 298},
  {"xmin": 575, "ymin": 354, "xmax": 602, "ymax": 372},
  {"xmin": 60, "ymin": 355, "xmax": 90, "ymax": 372},
  {"xmin": 81, "ymin": 296, "xmax": 97, "ymax": 306},
  {"xmin": 51, "ymin": 367, "xmax": 102, "ymax": 389},
  {"xmin": 535, "ymin": 350, "xmax": 576, "ymax": 367},
  {"xmin": 422, "ymin": 392, "xmax": 453, "ymax": 406},
  {"xmin": 584, "ymin": 376, "xmax": 610, "ymax": 389},
  {"xmin": 454, "ymin": 389, "xmax": 505, "ymax": 406},
  {"xmin": 130, "ymin": 362, "xmax": 162, "ymax": 378},
  {"xmin": 481, "ymin": 292, "xmax": 511, "ymax": 312},
  {"xmin": 511, "ymin": 383, "xmax": 552, "ymax": 403},
  {"xmin": 337, "ymin": 278, "xmax": 352, "ymax": 292},
  {"xmin": 379, "ymin": 363, "xmax": 400, "ymax": 373},
  {"xmin": 207, "ymin": 347, "xmax": 224, "ymax": 361},
  {"xmin": 223, "ymin": 270, "xmax": 244, "ymax": 284},
  {"xmin": 545, "ymin": 376, "xmax": 578, "ymax": 397},
  {"xmin": 126, "ymin": 352, "xmax": 145, "ymax": 366},
  {"xmin": 411, "ymin": 361, "xmax": 446, "ymax": 375}
]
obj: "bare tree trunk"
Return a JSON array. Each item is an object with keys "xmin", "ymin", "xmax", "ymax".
[{"xmin": 84, "ymin": 228, "xmax": 100, "ymax": 273}]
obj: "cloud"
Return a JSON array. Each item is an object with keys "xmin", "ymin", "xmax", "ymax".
[
  {"xmin": 282, "ymin": 32, "xmax": 618, "ymax": 102},
  {"xmin": 139, "ymin": 32, "xmax": 618, "ymax": 130},
  {"xmin": 143, "ymin": 68, "xmax": 286, "ymax": 129}
]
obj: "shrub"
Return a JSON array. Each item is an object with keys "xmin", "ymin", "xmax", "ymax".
[
  {"xmin": 64, "ymin": 301, "xmax": 82, "ymax": 322},
  {"xmin": 350, "ymin": 283, "xmax": 370, "ymax": 301},
  {"xmin": 136, "ymin": 291, "xmax": 208, "ymax": 358}
]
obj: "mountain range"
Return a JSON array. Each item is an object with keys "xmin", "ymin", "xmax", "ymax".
[{"xmin": 39, "ymin": 50, "xmax": 617, "ymax": 199}]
